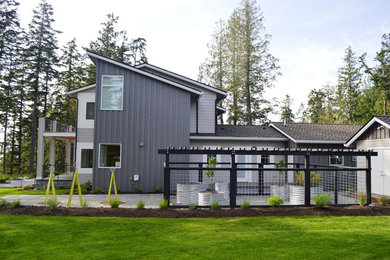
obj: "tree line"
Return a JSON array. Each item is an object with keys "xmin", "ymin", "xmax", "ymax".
[{"xmin": 0, "ymin": 0, "xmax": 148, "ymax": 176}]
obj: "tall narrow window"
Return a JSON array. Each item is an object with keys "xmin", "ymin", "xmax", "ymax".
[
  {"xmin": 86, "ymin": 102, "xmax": 95, "ymax": 119},
  {"xmin": 81, "ymin": 149, "xmax": 93, "ymax": 168},
  {"xmin": 101, "ymin": 75, "xmax": 124, "ymax": 110},
  {"xmin": 99, "ymin": 144, "xmax": 121, "ymax": 168}
]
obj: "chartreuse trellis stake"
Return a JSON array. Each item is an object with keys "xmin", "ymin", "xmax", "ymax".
[
  {"xmin": 67, "ymin": 169, "xmax": 83, "ymax": 208},
  {"xmin": 107, "ymin": 168, "xmax": 119, "ymax": 204},
  {"xmin": 44, "ymin": 171, "xmax": 56, "ymax": 204}
]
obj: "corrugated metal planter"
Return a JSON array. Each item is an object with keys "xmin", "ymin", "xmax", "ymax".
[
  {"xmin": 289, "ymin": 186, "xmax": 323, "ymax": 205},
  {"xmin": 215, "ymin": 182, "xmax": 229, "ymax": 200},
  {"xmin": 198, "ymin": 191, "xmax": 225, "ymax": 206},
  {"xmin": 176, "ymin": 183, "xmax": 207, "ymax": 205},
  {"xmin": 270, "ymin": 185, "xmax": 289, "ymax": 202}
]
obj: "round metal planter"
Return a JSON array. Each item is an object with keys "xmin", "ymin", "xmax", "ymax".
[
  {"xmin": 198, "ymin": 191, "xmax": 225, "ymax": 206},
  {"xmin": 176, "ymin": 183, "xmax": 208, "ymax": 205},
  {"xmin": 270, "ymin": 185, "xmax": 289, "ymax": 202},
  {"xmin": 215, "ymin": 182, "xmax": 229, "ymax": 200},
  {"xmin": 289, "ymin": 186, "xmax": 323, "ymax": 205}
]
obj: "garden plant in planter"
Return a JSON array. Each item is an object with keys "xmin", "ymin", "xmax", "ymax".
[
  {"xmin": 289, "ymin": 170, "xmax": 322, "ymax": 205},
  {"xmin": 271, "ymin": 159, "xmax": 289, "ymax": 201},
  {"xmin": 198, "ymin": 156, "xmax": 224, "ymax": 206}
]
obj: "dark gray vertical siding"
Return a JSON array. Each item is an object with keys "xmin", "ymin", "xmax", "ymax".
[{"xmin": 93, "ymin": 60, "xmax": 190, "ymax": 192}]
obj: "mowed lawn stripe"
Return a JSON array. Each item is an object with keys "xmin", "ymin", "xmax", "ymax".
[{"xmin": 0, "ymin": 215, "xmax": 389, "ymax": 259}]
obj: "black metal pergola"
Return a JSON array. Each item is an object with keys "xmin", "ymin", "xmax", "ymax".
[{"xmin": 158, "ymin": 147, "xmax": 377, "ymax": 208}]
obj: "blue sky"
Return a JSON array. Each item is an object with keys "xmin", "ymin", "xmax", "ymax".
[{"xmin": 17, "ymin": 0, "xmax": 390, "ymax": 119}]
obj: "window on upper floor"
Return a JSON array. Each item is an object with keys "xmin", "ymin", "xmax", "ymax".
[
  {"xmin": 86, "ymin": 102, "xmax": 95, "ymax": 119},
  {"xmin": 329, "ymin": 155, "xmax": 343, "ymax": 166},
  {"xmin": 101, "ymin": 75, "xmax": 124, "ymax": 110}
]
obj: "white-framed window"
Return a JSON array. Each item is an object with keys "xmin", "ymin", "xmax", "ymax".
[
  {"xmin": 81, "ymin": 149, "xmax": 93, "ymax": 168},
  {"xmin": 237, "ymin": 155, "xmax": 252, "ymax": 182},
  {"xmin": 101, "ymin": 75, "xmax": 124, "ymax": 110},
  {"xmin": 261, "ymin": 155, "xmax": 270, "ymax": 164},
  {"xmin": 329, "ymin": 155, "xmax": 344, "ymax": 166},
  {"xmin": 99, "ymin": 143, "xmax": 121, "ymax": 168}
]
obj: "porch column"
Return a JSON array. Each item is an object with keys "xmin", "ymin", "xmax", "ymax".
[
  {"xmin": 65, "ymin": 140, "xmax": 71, "ymax": 174},
  {"xmin": 36, "ymin": 117, "xmax": 45, "ymax": 180},
  {"xmin": 49, "ymin": 137, "xmax": 56, "ymax": 174}
]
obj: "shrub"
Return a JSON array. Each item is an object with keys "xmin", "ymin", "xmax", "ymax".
[
  {"xmin": 58, "ymin": 185, "xmax": 66, "ymax": 189},
  {"xmin": 134, "ymin": 187, "xmax": 144, "ymax": 194},
  {"xmin": 80, "ymin": 181, "xmax": 92, "ymax": 194},
  {"xmin": 47, "ymin": 198, "xmax": 59, "ymax": 210},
  {"xmin": 137, "ymin": 200, "xmax": 145, "ymax": 209},
  {"xmin": 240, "ymin": 200, "xmax": 250, "ymax": 209},
  {"xmin": 159, "ymin": 199, "xmax": 168, "ymax": 209},
  {"xmin": 210, "ymin": 201, "xmax": 219, "ymax": 210},
  {"xmin": 152, "ymin": 187, "xmax": 163, "ymax": 193},
  {"xmin": 0, "ymin": 200, "xmax": 7, "ymax": 206},
  {"xmin": 110, "ymin": 200, "xmax": 120, "ymax": 208},
  {"xmin": 80, "ymin": 200, "xmax": 88, "ymax": 208},
  {"xmin": 357, "ymin": 193, "xmax": 367, "ymax": 206},
  {"xmin": 296, "ymin": 171, "xmax": 322, "ymax": 187},
  {"xmin": 312, "ymin": 194, "xmax": 332, "ymax": 208},
  {"xmin": 12, "ymin": 200, "xmax": 21, "ymax": 208},
  {"xmin": 378, "ymin": 196, "xmax": 389, "ymax": 205},
  {"xmin": 268, "ymin": 196, "xmax": 283, "ymax": 207},
  {"xmin": 91, "ymin": 187, "xmax": 105, "ymax": 194},
  {"xmin": 188, "ymin": 204, "xmax": 196, "ymax": 210},
  {"xmin": 0, "ymin": 174, "xmax": 11, "ymax": 183}
]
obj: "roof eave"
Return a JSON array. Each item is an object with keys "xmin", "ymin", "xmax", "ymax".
[
  {"xmin": 345, "ymin": 116, "xmax": 390, "ymax": 147},
  {"xmin": 190, "ymin": 136, "xmax": 288, "ymax": 141}
]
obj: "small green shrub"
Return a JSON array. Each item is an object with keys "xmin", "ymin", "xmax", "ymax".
[
  {"xmin": 47, "ymin": 198, "xmax": 59, "ymax": 210},
  {"xmin": 210, "ymin": 201, "xmax": 219, "ymax": 210},
  {"xmin": 91, "ymin": 187, "xmax": 105, "ymax": 194},
  {"xmin": 12, "ymin": 200, "xmax": 21, "ymax": 208},
  {"xmin": 159, "ymin": 199, "xmax": 168, "ymax": 209},
  {"xmin": 0, "ymin": 200, "xmax": 7, "ymax": 206},
  {"xmin": 312, "ymin": 193, "xmax": 332, "ymax": 208},
  {"xmin": 240, "ymin": 200, "xmax": 250, "ymax": 209},
  {"xmin": 357, "ymin": 193, "xmax": 367, "ymax": 206},
  {"xmin": 58, "ymin": 185, "xmax": 66, "ymax": 189},
  {"xmin": 268, "ymin": 196, "xmax": 284, "ymax": 207},
  {"xmin": 189, "ymin": 204, "xmax": 196, "ymax": 210},
  {"xmin": 378, "ymin": 196, "xmax": 389, "ymax": 205},
  {"xmin": 152, "ymin": 187, "xmax": 163, "ymax": 193},
  {"xmin": 0, "ymin": 174, "xmax": 11, "ymax": 183},
  {"xmin": 134, "ymin": 187, "xmax": 144, "ymax": 194},
  {"xmin": 137, "ymin": 200, "xmax": 145, "ymax": 209},
  {"xmin": 110, "ymin": 200, "xmax": 120, "ymax": 208},
  {"xmin": 80, "ymin": 200, "xmax": 88, "ymax": 208},
  {"xmin": 79, "ymin": 180, "xmax": 92, "ymax": 194}
]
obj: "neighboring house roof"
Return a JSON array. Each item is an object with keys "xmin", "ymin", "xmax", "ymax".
[
  {"xmin": 86, "ymin": 51, "xmax": 203, "ymax": 96},
  {"xmin": 190, "ymin": 125, "xmax": 288, "ymax": 141},
  {"xmin": 135, "ymin": 63, "xmax": 227, "ymax": 97},
  {"xmin": 345, "ymin": 115, "xmax": 390, "ymax": 147},
  {"xmin": 67, "ymin": 84, "xmax": 95, "ymax": 97},
  {"xmin": 270, "ymin": 122, "xmax": 362, "ymax": 144}
]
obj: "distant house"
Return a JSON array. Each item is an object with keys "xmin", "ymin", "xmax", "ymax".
[{"xmin": 36, "ymin": 51, "xmax": 382, "ymax": 196}]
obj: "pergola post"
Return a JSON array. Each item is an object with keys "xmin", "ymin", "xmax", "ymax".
[
  {"xmin": 65, "ymin": 140, "xmax": 71, "ymax": 174},
  {"xmin": 49, "ymin": 137, "xmax": 56, "ymax": 174},
  {"xmin": 366, "ymin": 155, "xmax": 372, "ymax": 205},
  {"xmin": 304, "ymin": 153, "xmax": 311, "ymax": 206},
  {"xmin": 36, "ymin": 117, "xmax": 45, "ymax": 180}
]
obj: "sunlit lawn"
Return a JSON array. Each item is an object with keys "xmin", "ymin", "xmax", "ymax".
[
  {"xmin": 0, "ymin": 187, "xmax": 69, "ymax": 197},
  {"xmin": 1, "ymin": 214, "xmax": 389, "ymax": 259}
]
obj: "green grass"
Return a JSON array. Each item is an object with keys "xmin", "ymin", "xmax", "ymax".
[
  {"xmin": 0, "ymin": 188, "xmax": 69, "ymax": 197},
  {"xmin": 0, "ymin": 215, "xmax": 390, "ymax": 259}
]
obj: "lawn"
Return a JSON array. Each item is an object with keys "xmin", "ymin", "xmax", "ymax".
[
  {"xmin": 0, "ymin": 215, "xmax": 389, "ymax": 259},
  {"xmin": 0, "ymin": 188, "xmax": 69, "ymax": 197}
]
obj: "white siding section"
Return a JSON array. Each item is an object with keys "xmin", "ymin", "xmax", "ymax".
[
  {"xmin": 77, "ymin": 91, "xmax": 95, "ymax": 129},
  {"xmin": 198, "ymin": 90, "xmax": 216, "ymax": 133}
]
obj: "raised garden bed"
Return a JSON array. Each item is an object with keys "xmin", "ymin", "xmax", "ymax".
[{"xmin": 1, "ymin": 205, "xmax": 390, "ymax": 218}]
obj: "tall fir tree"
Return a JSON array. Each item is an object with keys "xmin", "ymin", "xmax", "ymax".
[
  {"xmin": 280, "ymin": 95, "xmax": 294, "ymax": 123},
  {"xmin": 24, "ymin": 0, "xmax": 60, "ymax": 174}
]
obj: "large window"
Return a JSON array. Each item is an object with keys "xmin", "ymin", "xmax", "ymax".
[
  {"xmin": 99, "ymin": 144, "xmax": 121, "ymax": 168},
  {"xmin": 329, "ymin": 155, "xmax": 343, "ymax": 166},
  {"xmin": 81, "ymin": 149, "xmax": 93, "ymax": 168},
  {"xmin": 101, "ymin": 75, "xmax": 124, "ymax": 110},
  {"xmin": 86, "ymin": 102, "xmax": 95, "ymax": 119}
]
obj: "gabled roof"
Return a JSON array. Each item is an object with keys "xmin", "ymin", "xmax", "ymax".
[
  {"xmin": 271, "ymin": 122, "xmax": 362, "ymax": 144},
  {"xmin": 190, "ymin": 125, "xmax": 288, "ymax": 141},
  {"xmin": 67, "ymin": 84, "xmax": 95, "ymax": 96},
  {"xmin": 345, "ymin": 115, "xmax": 390, "ymax": 147},
  {"xmin": 136, "ymin": 63, "xmax": 227, "ymax": 97},
  {"xmin": 86, "ymin": 51, "xmax": 203, "ymax": 96}
]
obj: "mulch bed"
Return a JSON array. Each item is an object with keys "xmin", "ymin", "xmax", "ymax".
[{"xmin": 1, "ymin": 205, "xmax": 390, "ymax": 218}]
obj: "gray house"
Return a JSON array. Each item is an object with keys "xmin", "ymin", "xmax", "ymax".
[{"xmin": 36, "ymin": 51, "xmax": 376, "ymax": 194}]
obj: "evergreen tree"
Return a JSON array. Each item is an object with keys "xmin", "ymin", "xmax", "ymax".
[
  {"xmin": 280, "ymin": 95, "xmax": 294, "ymax": 123},
  {"xmin": 24, "ymin": 0, "xmax": 60, "ymax": 174},
  {"xmin": 335, "ymin": 46, "xmax": 363, "ymax": 123}
]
